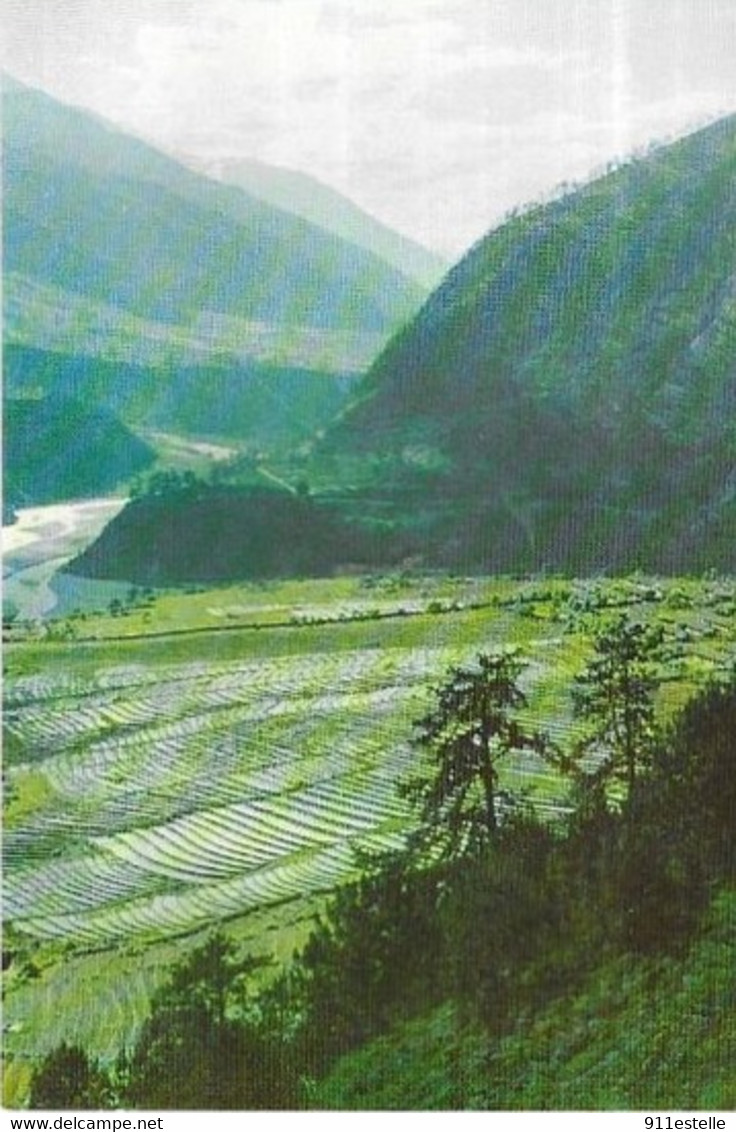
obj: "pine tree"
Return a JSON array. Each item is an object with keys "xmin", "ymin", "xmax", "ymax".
[
  {"xmin": 403, "ymin": 652, "xmax": 548, "ymax": 857},
  {"xmin": 572, "ymin": 614, "xmax": 663, "ymax": 802}
]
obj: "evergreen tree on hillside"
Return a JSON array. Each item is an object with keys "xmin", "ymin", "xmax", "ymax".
[
  {"xmin": 572, "ymin": 615, "xmax": 664, "ymax": 804},
  {"xmin": 126, "ymin": 934, "xmax": 299, "ymax": 1109},
  {"xmin": 403, "ymin": 652, "xmax": 549, "ymax": 857}
]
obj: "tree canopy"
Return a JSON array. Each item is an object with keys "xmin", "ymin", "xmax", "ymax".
[
  {"xmin": 126, "ymin": 934, "xmax": 298, "ymax": 1109},
  {"xmin": 28, "ymin": 1043, "xmax": 109, "ymax": 1109}
]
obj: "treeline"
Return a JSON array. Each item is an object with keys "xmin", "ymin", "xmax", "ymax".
[
  {"xmin": 27, "ymin": 627, "xmax": 736, "ymax": 1109},
  {"xmin": 67, "ymin": 483, "xmax": 410, "ymax": 585}
]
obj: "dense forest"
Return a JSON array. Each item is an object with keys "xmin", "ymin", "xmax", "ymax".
[{"xmin": 314, "ymin": 114, "xmax": 736, "ymax": 575}]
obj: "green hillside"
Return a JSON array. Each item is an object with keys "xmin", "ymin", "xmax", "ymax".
[
  {"xmin": 5, "ymin": 596, "xmax": 733, "ymax": 1108},
  {"xmin": 5, "ymin": 344, "xmax": 357, "ymax": 453},
  {"xmin": 4, "ymin": 271, "xmax": 387, "ymax": 377},
  {"xmin": 3, "ymin": 77, "xmax": 427, "ymax": 485},
  {"xmin": 3, "ymin": 397, "xmax": 155, "ymax": 513},
  {"xmin": 4, "ymin": 575, "xmax": 732, "ymax": 1073},
  {"xmin": 66, "ymin": 484, "xmax": 395, "ymax": 584},
  {"xmin": 317, "ymin": 115, "xmax": 736, "ymax": 574},
  {"xmin": 315, "ymin": 887, "xmax": 736, "ymax": 1110}
]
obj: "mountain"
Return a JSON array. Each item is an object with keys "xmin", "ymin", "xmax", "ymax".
[
  {"xmin": 66, "ymin": 484, "xmax": 395, "ymax": 584},
  {"xmin": 5, "ymin": 343, "xmax": 358, "ymax": 453},
  {"xmin": 183, "ymin": 154, "xmax": 447, "ymax": 289},
  {"xmin": 3, "ymin": 75, "xmax": 425, "ymax": 335},
  {"xmin": 70, "ymin": 116, "xmax": 735, "ymax": 583},
  {"xmin": 316, "ymin": 114, "xmax": 736, "ymax": 574},
  {"xmin": 3, "ymin": 270, "xmax": 386, "ymax": 376},
  {"xmin": 3, "ymin": 397, "xmax": 155, "ymax": 515},
  {"xmin": 3, "ymin": 76, "xmax": 432, "ymax": 463}
]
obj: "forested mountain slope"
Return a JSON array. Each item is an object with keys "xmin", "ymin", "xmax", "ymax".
[
  {"xmin": 4, "ymin": 398, "xmax": 155, "ymax": 513},
  {"xmin": 4, "ymin": 344, "xmax": 358, "ymax": 453},
  {"xmin": 315, "ymin": 888, "xmax": 736, "ymax": 1110},
  {"xmin": 319, "ymin": 115, "xmax": 736, "ymax": 573},
  {"xmin": 3, "ymin": 76, "xmax": 426, "ymax": 458}
]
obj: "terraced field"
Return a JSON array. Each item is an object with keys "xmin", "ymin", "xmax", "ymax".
[
  {"xmin": 4, "ymin": 638, "xmax": 560, "ymax": 948},
  {"xmin": 3, "ymin": 573, "xmax": 734, "ymax": 1084}
]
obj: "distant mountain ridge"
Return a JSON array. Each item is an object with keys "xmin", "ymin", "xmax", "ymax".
[
  {"xmin": 3, "ymin": 76, "xmax": 434, "ymax": 469},
  {"xmin": 3, "ymin": 75, "xmax": 425, "ymax": 366},
  {"xmin": 316, "ymin": 113, "xmax": 736, "ymax": 573},
  {"xmin": 182, "ymin": 153, "xmax": 447, "ymax": 289},
  {"xmin": 3, "ymin": 269, "xmax": 387, "ymax": 375},
  {"xmin": 5, "ymin": 343, "xmax": 358, "ymax": 453}
]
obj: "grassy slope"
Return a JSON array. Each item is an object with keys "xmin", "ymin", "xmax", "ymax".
[
  {"xmin": 4, "ymin": 80, "xmax": 427, "ymax": 514},
  {"xmin": 4, "ymin": 344, "xmax": 358, "ymax": 453},
  {"xmin": 4, "ymin": 274, "xmax": 387, "ymax": 376},
  {"xmin": 3, "ymin": 78, "xmax": 423, "ymax": 472},
  {"xmin": 315, "ymin": 886, "xmax": 736, "ymax": 1110},
  {"xmin": 2, "ymin": 893, "xmax": 326, "ymax": 1108}
]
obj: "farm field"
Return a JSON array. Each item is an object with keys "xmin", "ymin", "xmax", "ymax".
[{"xmin": 3, "ymin": 572, "xmax": 735, "ymax": 1101}]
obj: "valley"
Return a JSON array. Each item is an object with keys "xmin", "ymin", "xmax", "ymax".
[{"xmin": 2, "ymin": 50, "xmax": 735, "ymax": 1111}]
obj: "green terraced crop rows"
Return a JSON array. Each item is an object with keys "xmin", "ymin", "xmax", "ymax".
[{"xmin": 3, "ymin": 574, "xmax": 734, "ymax": 1080}]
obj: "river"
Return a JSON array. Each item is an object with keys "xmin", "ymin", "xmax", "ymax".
[{"xmin": 3, "ymin": 498, "xmax": 131, "ymax": 621}]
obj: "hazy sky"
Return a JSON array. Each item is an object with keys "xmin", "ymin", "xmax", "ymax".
[{"xmin": 3, "ymin": 0, "xmax": 735, "ymax": 256}]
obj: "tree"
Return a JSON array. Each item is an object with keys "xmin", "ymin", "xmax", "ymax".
[
  {"xmin": 403, "ymin": 652, "xmax": 548, "ymax": 857},
  {"xmin": 125, "ymin": 934, "xmax": 299, "ymax": 1109},
  {"xmin": 29, "ymin": 1043, "xmax": 110, "ymax": 1109},
  {"xmin": 572, "ymin": 614, "xmax": 663, "ymax": 803},
  {"xmin": 290, "ymin": 852, "xmax": 445, "ymax": 1072},
  {"xmin": 2, "ymin": 598, "xmax": 19, "ymax": 628}
]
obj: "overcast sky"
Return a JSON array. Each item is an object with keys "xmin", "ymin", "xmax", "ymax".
[{"xmin": 3, "ymin": 0, "xmax": 735, "ymax": 257}]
